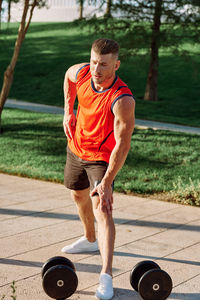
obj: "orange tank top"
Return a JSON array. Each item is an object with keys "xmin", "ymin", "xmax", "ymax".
[{"xmin": 68, "ymin": 64, "xmax": 134, "ymax": 163}]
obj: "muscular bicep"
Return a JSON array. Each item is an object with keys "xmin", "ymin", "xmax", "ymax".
[{"xmin": 113, "ymin": 96, "xmax": 135, "ymax": 146}]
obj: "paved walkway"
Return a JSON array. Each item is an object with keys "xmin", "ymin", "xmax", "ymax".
[
  {"xmin": 0, "ymin": 173, "xmax": 200, "ymax": 299},
  {"xmin": 5, "ymin": 99, "xmax": 200, "ymax": 135}
]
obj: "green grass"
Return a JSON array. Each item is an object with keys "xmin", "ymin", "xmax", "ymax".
[
  {"xmin": 0, "ymin": 22, "xmax": 200, "ymax": 127},
  {"xmin": 0, "ymin": 108, "xmax": 65, "ymax": 183},
  {"xmin": 1, "ymin": 108, "xmax": 200, "ymax": 206},
  {"xmin": 0, "ymin": 22, "xmax": 200, "ymax": 205}
]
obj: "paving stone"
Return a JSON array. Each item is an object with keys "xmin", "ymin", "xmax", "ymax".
[
  {"xmin": 156, "ymin": 242, "xmax": 200, "ymax": 287},
  {"xmin": 171, "ymin": 274, "xmax": 200, "ymax": 299},
  {"xmin": 1, "ymin": 205, "xmax": 78, "ymax": 238},
  {"xmin": 0, "ymin": 173, "xmax": 199, "ymax": 299},
  {"xmin": 0, "ymin": 219, "xmax": 83, "ymax": 258},
  {"xmin": 0, "ymin": 199, "xmax": 74, "ymax": 222}
]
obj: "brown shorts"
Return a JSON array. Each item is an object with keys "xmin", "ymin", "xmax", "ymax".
[{"xmin": 64, "ymin": 146, "xmax": 110, "ymax": 191}]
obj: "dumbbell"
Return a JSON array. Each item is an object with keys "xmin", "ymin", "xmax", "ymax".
[
  {"xmin": 41, "ymin": 256, "xmax": 78, "ymax": 299},
  {"xmin": 130, "ymin": 260, "xmax": 173, "ymax": 300}
]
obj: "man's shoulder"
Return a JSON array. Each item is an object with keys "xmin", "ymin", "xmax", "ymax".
[
  {"xmin": 115, "ymin": 76, "xmax": 129, "ymax": 87},
  {"xmin": 112, "ymin": 76, "xmax": 133, "ymax": 97},
  {"xmin": 110, "ymin": 76, "xmax": 135, "ymax": 113},
  {"xmin": 75, "ymin": 63, "xmax": 90, "ymax": 83}
]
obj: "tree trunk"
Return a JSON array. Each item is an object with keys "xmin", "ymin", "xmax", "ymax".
[
  {"xmin": 0, "ymin": 0, "xmax": 37, "ymax": 133},
  {"xmin": 144, "ymin": 0, "xmax": 162, "ymax": 101},
  {"xmin": 105, "ymin": 0, "xmax": 112, "ymax": 18},
  {"xmin": 79, "ymin": 0, "xmax": 83, "ymax": 19},
  {"xmin": 0, "ymin": 0, "xmax": 3, "ymax": 30},
  {"xmin": 8, "ymin": 0, "xmax": 11, "ymax": 23}
]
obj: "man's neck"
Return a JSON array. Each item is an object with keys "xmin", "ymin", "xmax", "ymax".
[{"xmin": 93, "ymin": 76, "xmax": 116, "ymax": 92}]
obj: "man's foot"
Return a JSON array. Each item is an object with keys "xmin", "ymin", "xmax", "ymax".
[
  {"xmin": 95, "ymin": 273, "xmax": 114, "ymax": 300},
  {"xmin": 61, "ymin": 236, "xmax": 99, "ymax": 254}
]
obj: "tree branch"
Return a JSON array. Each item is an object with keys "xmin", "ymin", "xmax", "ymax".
[{"xmin": 24, "ymin": 0, "xmax": 37, "ymax": 35}]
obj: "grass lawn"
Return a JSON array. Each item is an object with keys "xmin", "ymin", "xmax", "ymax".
[
  {"xmin": 0, "ymin": 22, "xmax": 199, "ymax": 206},
  {"xmin": 0, "ymin": 22, "xmax": 200, "ymax": 127},
  {"xmin": 1, "ymin": 108, "xmax": 199, "ymax": 206}
]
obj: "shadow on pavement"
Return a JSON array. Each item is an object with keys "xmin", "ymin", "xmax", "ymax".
[{"xmin": 1, "ymin": 208, "xmax": 200, "ymax": 232}]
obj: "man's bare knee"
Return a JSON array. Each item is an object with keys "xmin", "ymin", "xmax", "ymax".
[
  {"xmin": 71, "ymin": 188, "xmax": 90, "ymax": 205},
  {"xmin": 92, "ymin": 198, "xmax": 113, "ymax": 224}
]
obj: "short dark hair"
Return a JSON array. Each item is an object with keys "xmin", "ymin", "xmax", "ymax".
[{"xmin": 92, "ymin": 38, "xmax": 119, "ymax": 58}]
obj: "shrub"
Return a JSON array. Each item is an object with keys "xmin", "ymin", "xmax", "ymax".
[{"xmin": 170, "ymin": 177, "xmax": 200, "ymax": 206}]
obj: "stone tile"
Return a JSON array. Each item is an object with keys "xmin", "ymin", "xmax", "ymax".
[
  {"xmin": 0, "ymin": 199, "xmax": 74, "ymax": 222},
  {"xmin": 114, "ymin": 219, "xmax": 163, "ymax": 248},
  {"xmin": 0, "ymin": 219, "xmax": 83, "ymax": 258},
  {"xmin": 1, "ymin": 205, "xmax": 78, "ymax": 238},
  {"xmin": 0, "ymin": 274, "xmax": 50, "ymax": 300},
  {"xmin": 0, "ymin": 237, "xmax": 100, "ymax": 285},
  {"xmin": 0, "ymin": 173, "xmax": 199, "ymax": 299},
  {"xmin": 156, "ymin": 243, "xmax": 200, "ymax": 287},
  {"xmin": 113, "ymin": 192, "xmax": 149, "ymax": 209},
  {"xmin": 137, "ymin": 206, "xmax": 200, "ymax": 229},
  {"xmin": 171, "ymin": 274, "xmax": 200, "ymax": 299},
  {"xmin": 0, "ymin": 258, "xmax": 39, "ymax": 287}
]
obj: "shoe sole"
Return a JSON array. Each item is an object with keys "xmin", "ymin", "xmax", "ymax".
[
  {"xmin": 95, "ymin": 295, "xmax": 114, "ymax": 300},
  {"xmin": 61, "ymin": 248, "xmax": 99, "ymax": 254}
]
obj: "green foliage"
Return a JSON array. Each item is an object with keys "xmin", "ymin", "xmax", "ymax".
[
  {"xmin": 0, "ymin": 22, "xmax": 199, "ymax": 126},
  {"xmin": 112, "ymin": 0, "xmax": 200, "ymax": 24},
  {"xmin": 170, "ymin": 177, "xmax": 200, "ymax": 206},
  {"xmin": 0, "ymin": 108, "xmax": 65, "ymax": 183},
  {"xmin": 115, "ymin": 128, "xmax": 200, "ymax": 201},
  {"xmin": 10, "ymin": 281, "xmax": 17, "ymax": 300}
]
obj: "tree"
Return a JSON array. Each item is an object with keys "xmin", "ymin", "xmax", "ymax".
[
  {"xmin": 144, "ymin": 0, "xmax": 162, "ymax": 101},
  {"xmin": 145, "ymin": 0, "xmax": 200, "ymax": 101},
  {"xmin": 7, "ymin": 0, "xmax": 11, "ymax": 23},
  {"xmin": 104, "ymin": 0, "xmax": 112, "ymax": 17},
  {"xmin": 7, "ymin": 0, "xmax": 20, "ymax": 24},
  {"xmin": 88, "ymin": 0, "xmax": 113, "ymax": 18},
  {"xmin": 111, "ymin": 0, "xmax": 200, "ymax": 101},
  {"xmin": 78, "ymin": 0, "xmax": 84, "ymax": 19},
  {"xmin": 0, "ymin": 0, "xmax": 3, "ymax": 29},
  {"xmin": 0, "ymin": 0, "xmax": 46, "ymax": 133}
]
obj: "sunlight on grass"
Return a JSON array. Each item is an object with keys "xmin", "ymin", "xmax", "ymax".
[
  {"xmin": 1, "ymin": 108, "xmax": 199, "ymax": 206},
  {"xmin": 0, "ymin": 22, "xmax": 199, "ymax": 126}
]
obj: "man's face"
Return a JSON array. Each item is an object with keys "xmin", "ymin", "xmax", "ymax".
[{"xmin": 90, "ymin": 49, "xmax": 120, "ymax": 86}]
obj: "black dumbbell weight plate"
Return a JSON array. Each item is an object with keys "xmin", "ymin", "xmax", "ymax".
[
  {"xmin": 130, "ymin": 260, "xmax": 160, "ymax": 292},
  {"xmin": 138, "ymin": 269, "xmax": 173, "ymax": 300},
  {"xmin": 42, "ymin": 265, "xmax": 78, "ymax": 299},
  {"xmin": 41, "ymin": 256, "xmax": 75, "ymax": 278}
]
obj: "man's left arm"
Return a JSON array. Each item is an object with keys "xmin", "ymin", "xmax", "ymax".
[{"xmin": 91, "ymin": 96, "xmax": 135, "ymax": 213}]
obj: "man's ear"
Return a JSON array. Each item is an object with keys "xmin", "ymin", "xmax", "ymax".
[{"xmin": 115, "ymin": 60, "xmax": 120, "ymax": 71}]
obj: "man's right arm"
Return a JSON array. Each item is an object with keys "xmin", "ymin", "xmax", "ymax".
[{"xmin": 63, "ymin": 63, "xmax": 87, "ymax": 139}]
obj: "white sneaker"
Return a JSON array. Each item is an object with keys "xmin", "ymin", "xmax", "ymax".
[
  {"xmin": 61, "ymin": 236, "xmax": 99, "ymax": 254},
  {"xmin": 95, "ymin": 273, "xmax": 114, "ymax": 300}
]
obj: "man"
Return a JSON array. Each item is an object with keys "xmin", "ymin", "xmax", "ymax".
[{"xmin": 62, "ymin": 38, "xmax": 135, "ymax": 300}]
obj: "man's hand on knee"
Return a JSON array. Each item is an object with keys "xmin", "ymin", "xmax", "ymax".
[{"xmin": 91, "ymin": 182, "xmax": 113, "ymax": 215}]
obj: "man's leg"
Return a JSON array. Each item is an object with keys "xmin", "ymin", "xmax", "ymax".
[
  {"xmin": 61, "ymin": 189, "xmax": 98, "ymax": 253},
  {"xmin": 92, "ymin": 195, "xmax": 115, "ymax": 275},
  {"xmin": 62, "ymin": 148, "xmax": 98, "ymax": 253},
  {"xmin": 71, "ymin": 188, "xmax": 96, "ymax": 242},
  {"xmin": 92, "ymin": 195, "xmax": 115, "ymax": 299}
]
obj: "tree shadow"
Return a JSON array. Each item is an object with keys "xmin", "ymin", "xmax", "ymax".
[{"xmin": 1, "ymin": 207, "xmax": 200, "ymax": 235}]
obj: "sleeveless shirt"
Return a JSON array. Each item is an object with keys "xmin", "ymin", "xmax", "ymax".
[{"xmin": 68, "ymin": 64, "xmax": 134, "ymax": 163}]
